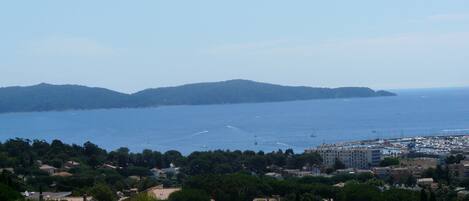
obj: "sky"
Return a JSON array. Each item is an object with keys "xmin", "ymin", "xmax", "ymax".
[{"xmin": 1, "ymin": 0, "xmax": 469, "ymax": 93}]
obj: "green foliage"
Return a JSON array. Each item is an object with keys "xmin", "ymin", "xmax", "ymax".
[
  {"xmin": 185, "ymin": 173, "xmax": 272, "ymax": 201},
  {"xmin": 338, "ymin": 183, "xmax": 382, "ymax": 201},
  {"xmin": 0, "ymin": 138, "xmax": 452, "ymax": 201},
  {"xmin": 382, "ymin": 188, "xmax": 419, "ymax": 201},
  {"xmin": 89, "ymin": 183, "xmax": 117, "ymax": 201},
  {"xmin": 380, "ymin": 157, "xmax": 400, "ymax": 167},
  {"xmin": 183, "ymin": 150, "xmax": 322, "ymax": 176},
  {"xmin": 0, "ymin": 183, "xmax": 23, "ymax": 201},
  {"xmin": 128, "ymin": 193, "xmax": 159, "ymax": 201},
  {"xmin": 420, "ymin": 189, "xmax": 427, "ymax": 201},
  {"xmin": 445, "ymin": 154, "xmax": 465, "ymax": 164},
  {"xmin": 299, "ymin": 193, "xmax": 321, "ymax": 201},
  {"xmin": 168, "ymin": 189, "xmax": 210, "ymax": 201},
  {"xmin": 334, "ymin": 159, "xmax": 346, "ymax": 170},
  {"xmin": 0, "ymin": 80, "xmax": 395, "ymax": 113},
  {"xmin": 422, "ymin": 165, "xmax": 450, "ymax": 183}
]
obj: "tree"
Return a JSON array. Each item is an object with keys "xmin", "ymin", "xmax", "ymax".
[
  {"xmin": 445, "ymin": 154, "xmax": 465, "ymax": 164},
  {"xmin": 246, "ymin": 155, "xmax": 267, "ymax": 173},
  {"xmin": 112, "ymin": 147, "xmax": 130, "ymax": 167},
  {"xmin": 429, "ymin": 191, "xmax": 436, "ymax": 201},
  {"xmin": 405, "ymin": 175, "xmax": 417, "ymax": 187},
  {"xmin": 0, "ymin": 183, "xmax": 22, "ymax": 201},
  {"xmin": 300, "ymin": 193, "xmax": 321, "ymax": 201},
  {"xmin": 168, "ymin": 189, "xmax": 210, "ymax": 201},
  {"xmin": 163, "ymin": 150, "xmax": 184, "ymax": 167},
  {"xmin": 90, "ymin": 183, "xmax": 116, "ymax": 201},
  {"xmin": 382, "ymin": 189, "xmax": 419, "ymax": 201},
  {"xmin": 129, "ymin": 193, "xmax": 158, "ymax": 201},
  {"xmin": 420, "ymin": 189, "xmax": 428, "ymax": 201},
  {"xmin": 380, "ymin": 157, "xmax": 399, "ymax": 167},
  {"xmin": 297, "ymin": 153, "xmax": 323, "ymax": 167},
  {"xmin": 339, "ymin": 183, "xmax": 381, "ymax": 201},
  {"xmin": 334, "ymin": 159, "xmax": 346, "ymax": 170}
]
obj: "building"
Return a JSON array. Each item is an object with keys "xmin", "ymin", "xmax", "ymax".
[
  {"xmin": 253, "ymin": 195, "xmax": 281, "ymax": 201},
  {"xmin": 253, "ymin": 198, "xmax": 280, "ymax": 201},
  {"xmin": 146, "ymin": 185, "xmax": 181, "ymax": 200},
  {"xmin": 100, "ymin": 163, "xmax": 119, "ymax": 170},
  {"xmin": 390, "ymin": 167, "xmax": 411, "ymax": 183},
  {"xmin": 458, "ymin": 190, "xmax": 469, "ymax": 200},
  {"xmin": 308, "ymin": 147, "xmax": 381, "ymax": 169},
  {"xmin": 449, "ymin": 161, "xmax": 469, "ymax": 179},
  {"xmin": 39, "ymin": 164, "xmax": 58, "ymax": 175},
  {"xmin": 417, "ymin": 178, "xmax": 434, "ymax": 187},
  {"xmin": 265, "ymin": 172, "xmax": 282, "ymax": 179},
  {"xmin": 52, "ymin": 171, "xmax": 73, "ymax": 177},
  {"xmin": 400, "ymin": 158, "xmax": 437, "ymax": 169},
  {"xmin": 23, "ymin": 191, "xmax": 72, "ymax": 200},
  {"xmin": 150, "ymin": 163, "xmax": 180, "ymax": 179},
  {"xmin": 372, "ymin": 167, "xmax": 391, "ymax": 178},
  {"xmin": 64, "ymin": 161, "xmax": 80, "ymax": 169},
  {"xmin": 0, "ymin": 168, "xmax": 14, "ymax": 174}
]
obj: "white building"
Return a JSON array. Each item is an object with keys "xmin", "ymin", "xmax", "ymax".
[{"xmin": 308, "ymin": 147, "xmax": 381, "ymax": 169}]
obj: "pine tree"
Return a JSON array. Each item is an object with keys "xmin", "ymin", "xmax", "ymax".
[{"xmin": 420, "ymin": 189, "xmax": 428, "ymax": 201}]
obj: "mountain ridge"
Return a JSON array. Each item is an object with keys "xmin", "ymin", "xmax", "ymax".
[{"xmin": 0, "ymin": 79, "xmax": 396, "ymax": 113}]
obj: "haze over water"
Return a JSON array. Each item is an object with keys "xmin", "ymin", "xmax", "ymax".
[{"xmin": 0, "ymin": 88, "xmax": 468, "ymax": 154}]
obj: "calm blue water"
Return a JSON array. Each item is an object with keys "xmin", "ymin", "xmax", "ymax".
[{"xmin": 0, "ymin": 88, "xmax": 468, "ymax": 154}]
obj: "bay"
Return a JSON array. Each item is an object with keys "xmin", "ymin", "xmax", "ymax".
[{"xmin": 0, "ymin": 88, "xmax": 468, "ymax": 154}]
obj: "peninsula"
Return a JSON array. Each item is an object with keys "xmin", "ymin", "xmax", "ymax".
[{"xmin": 0, "ymin": 79, "xmax": 396, "ymax": 113}]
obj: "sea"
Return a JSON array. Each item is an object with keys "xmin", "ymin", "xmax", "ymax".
[{"xmin": 0, "ymin": 88, "xmax": 468, "ymax": 154}]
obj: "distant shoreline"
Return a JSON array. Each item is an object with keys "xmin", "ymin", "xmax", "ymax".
[{"xmin": 0, "ymin": 79, "xmax": 395, "ymax": 114}]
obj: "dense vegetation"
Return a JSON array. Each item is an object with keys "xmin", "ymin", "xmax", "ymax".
[
  {"xmin": 2, "ymin": 138, "xmax": 462, "ymax": 201},
  {"xmin": 0, "ymin": 79, "xmax": 395, "ymax": 113}
]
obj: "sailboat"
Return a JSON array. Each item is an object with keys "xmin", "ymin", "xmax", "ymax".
[{"xmin": 310, "ymin": 131, "xmax": 317, "ymax": 138}]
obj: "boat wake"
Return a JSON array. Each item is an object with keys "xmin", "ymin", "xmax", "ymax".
[
  {"xmin": 191, "ymin": 130, "xmax": 209, "ymax": 137},
  {"xmin": 441, "ymin": 128, "xmax": 469, "ymax": 133},
  {"xmin": 276, "ymin": 142, "xmax": 291, "ymax": 147}
]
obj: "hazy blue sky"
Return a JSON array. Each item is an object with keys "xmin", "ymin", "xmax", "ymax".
[{"xmin": 1, "ymin": 1, "xmax": 468, "ymax": 92}]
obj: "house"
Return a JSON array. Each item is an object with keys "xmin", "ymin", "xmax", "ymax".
[
  {"xmin": 123, "ymin": 188, "xmax": 139, "ymax": 196},
  {"xmin": 39, "ymin": 164, "xmax": 58, "ymax": 175},
  {"xmin": 52, "ymin": 171, "xmax": 73, "ymax": 177},
  {"xmin": 151, "ymin": 164, "xmax": 180, "ymax": 179},
  {"xmin": 101, "ymin": 163, "xmax": 119, "ymax": 170},
  {"xmin": 253, "ymin": 198, "xmax": 280, "ymax": 201},
  {"xmin": 146, "ymin": 185, "xmax": 181, "ymax": 200},
  {"xmin": 283, "ymin": 169, "xmax": 314, "ymax": 177},
  {"xmin": 128, "ymin": 175, "xmax": 141, "ymax": 181},
  {"xmin": 372, "ymin": 167, "xmax": 391, "ymax": 178},
  {"xmin": 458, "ymin": 190, "xmax": 469, "ymax": 200},
  {"xmin": 162, "ymin": 163, "xmax": 180, "ymax": 175},
  {"xmin": 417, "ymin": 178, "xmax": 434, "ymax": 187},
  {"xmin": 390, "ymin": 167, "xmax": 411, "ymax": 183},
  {"xmin": 336, "ymin": 168, "xmax": 373, "ymax": 175},
  {"xmin": 265, "ymin": 172, "xmax": 282, "ymax": 179},
  {"xmin": 253, "ymin": 195, "xmax": 282, "ymax": 201},
  {"xmin": 0, "ymin": 168, "xmax": 14, "ymax": 174},
  {"xmin": 150, "ymin": 168, "xmax": 165, "ymax": 178},
  {"xmin": 60, "ymin": 196, "xmax": 93, "ymax": 201},
  {"xmin": 64, "ymin": 161, "xmax": 80, "ymax": 169},
  {"xmin": 23, "ymin": 191, "xmax": 72, "ymax": 200},
  {"xmin": 333, "ymin": 182, "xmax": 345, "ymax": 188}
]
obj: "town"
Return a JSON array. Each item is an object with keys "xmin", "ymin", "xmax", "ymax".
[{"xmin": 2, "ymin": 135, "xmax": 469, "ymax": 201}]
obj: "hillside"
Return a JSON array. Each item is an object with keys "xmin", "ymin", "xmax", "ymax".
[
  {"xmin": 0, "ymin": 83, "xmax": 131, "ymax": 113},
  {"xmin": 0, "ymin": 80, "xmax": 396, "ymax": 113},
  {"xmin": 132, "ymin": 79, "xmax": 395, "ymax": 106}
]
